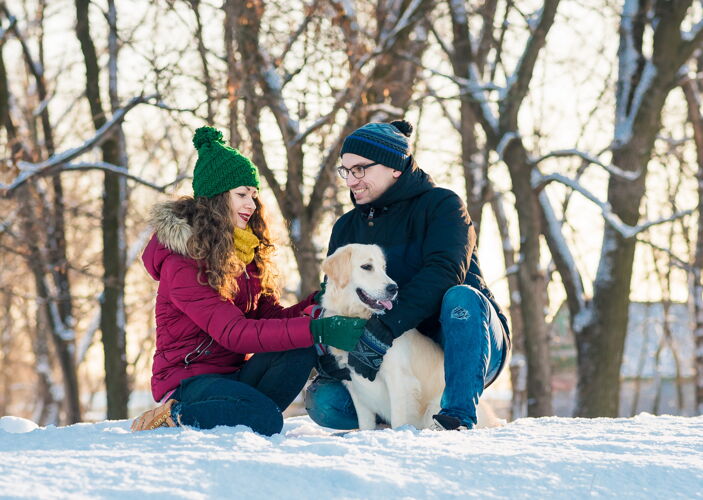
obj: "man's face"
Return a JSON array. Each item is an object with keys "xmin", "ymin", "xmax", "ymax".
[{"xmin": 341, "ymin": 153, "xmax": 402, "ymax": 205}]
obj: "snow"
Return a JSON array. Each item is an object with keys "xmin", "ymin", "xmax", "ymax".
[
  {"xmin": 0, "ymin": 416, "xmax": 38, "ymax": 434},
  {"xmin": 1, "ymin": 414, "xmax": 701, "ymax": 498}
]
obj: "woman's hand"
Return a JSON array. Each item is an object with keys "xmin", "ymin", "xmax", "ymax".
[{"xmin": 310, "ymin": 315, "xmax": 365, "ymax": 351}]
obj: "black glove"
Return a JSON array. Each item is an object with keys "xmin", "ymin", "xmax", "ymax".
[
  {"xmin": 316, "ymin": 352, "xmax": 351, "ymax": 381},
  {"xmin": 347, "ymin": 316, "xmax": 394, "ymax": 381}
]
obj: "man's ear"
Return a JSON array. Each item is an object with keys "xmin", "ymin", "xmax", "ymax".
[{"xmin": 321, "ymin": 246, "xmax": 352, "ymax": 288}]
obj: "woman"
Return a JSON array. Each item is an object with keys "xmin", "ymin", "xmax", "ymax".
[{"xmin": 131, "ymin": 126, "xmax": 364, "ymax": 435}]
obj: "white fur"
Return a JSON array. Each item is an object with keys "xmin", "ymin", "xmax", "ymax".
[{"xmin": 321, "ymin": 244, "xmax": 502, "ymax": 430}]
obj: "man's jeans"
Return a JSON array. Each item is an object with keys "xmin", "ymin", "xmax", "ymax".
[
  {"xmin": 305, "ymin": 285, "xmax": 506, "ymax": 429},
  {"xmin": 169, "ymin": 347, "xmax": 316, "ymax": 436}
]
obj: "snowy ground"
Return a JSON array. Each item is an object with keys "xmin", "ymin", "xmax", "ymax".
[{"xmin": 1, "ymin": 414, "xmax": 701, "ymax": 499}]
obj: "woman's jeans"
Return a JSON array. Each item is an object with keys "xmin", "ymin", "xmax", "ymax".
[
  {"xmin": 305, "ymin": 285, "xmax": 506, "ymax": 429},
  {"xmin": 169, "ymin": 347, "xmax": 316, "ymax": 436}
]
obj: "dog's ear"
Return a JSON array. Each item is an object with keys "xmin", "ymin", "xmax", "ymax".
[{"xmin": 322, "ymin": 246, "xmax": 352, "ymax": 288}]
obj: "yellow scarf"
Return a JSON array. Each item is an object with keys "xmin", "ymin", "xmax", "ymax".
[{"xmin": 234, "ymin": 226, "xmax": 260, "ymax": 264}]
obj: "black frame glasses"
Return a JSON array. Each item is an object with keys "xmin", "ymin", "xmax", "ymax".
[{"xmin": 336, "ymin": 161, "xmax": 380, "ymax": 179}]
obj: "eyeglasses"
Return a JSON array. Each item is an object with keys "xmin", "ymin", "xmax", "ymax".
[{"xmin": 336, "ymin": 161, "xmax": 380, "ymax": 179}]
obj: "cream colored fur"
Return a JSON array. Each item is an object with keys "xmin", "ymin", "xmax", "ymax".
[
  {"xmin": 149, "ymin": 201, "xmax": 192, "ymax": 256},
  {"xmin": 321, "ymin": 243, "xmax": 501, "ymax": 430}
]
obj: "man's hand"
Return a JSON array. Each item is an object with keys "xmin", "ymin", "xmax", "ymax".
[
  {"xmin": 317, "ymin": 352, "xmax": 351, "ymax": 381},
  {"xmin": 347, "ymin": 317, "xmax": 394, "ymax": 381}
]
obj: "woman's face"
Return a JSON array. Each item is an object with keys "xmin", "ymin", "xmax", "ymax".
[{"xmin": 229, "ymin": 186, "xmax": 258, "ymax": 229}]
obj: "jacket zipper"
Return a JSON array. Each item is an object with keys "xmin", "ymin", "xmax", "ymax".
[
  {"xmin": 244, "ymin": 267, "xmax": 252, "ymax": 311},
  {"xmin": 184, "ymin": 336, "xmax": 214, "ymax": 368},
  {"xmin": 368, "ymin": 207, "xmax": 375, "ymax": 226}
]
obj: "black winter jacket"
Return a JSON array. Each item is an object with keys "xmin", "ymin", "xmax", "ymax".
[{"xmin": 328, "ymin": 162, "xmax": 511, "ymax": 348}]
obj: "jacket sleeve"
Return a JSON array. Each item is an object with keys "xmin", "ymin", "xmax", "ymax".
[
  {"xmin": 378, "ymin": 191, "xmax": 474, "ymax": 338},
  {"xmin": 253, "ymin": 291, "xmax": 316, "ymax": 319},
  {"xmin": 162, "ymin": 256, "xmax": 313, "ymax": 353}
]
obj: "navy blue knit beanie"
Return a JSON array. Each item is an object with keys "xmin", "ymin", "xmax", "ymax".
[{"xmin": 340, "ymin": 120, "xmax": 413, "ymax": 171}]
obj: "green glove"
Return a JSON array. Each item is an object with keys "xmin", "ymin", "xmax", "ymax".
[
  {"xmin": 313, "ymin": 280, "xmax": 327, "ymax": 304},
  {"xmin": 310, "ymin": 315, "xmax": 366, "ymax": 351}
]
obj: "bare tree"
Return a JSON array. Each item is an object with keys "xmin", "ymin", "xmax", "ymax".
[
  {"xmin": 227, "ymin": 0, "xmax": 434, "ymax": 296},
  {"xmin": 0, "ymin": 2, "xmax": 82, "ymax": 424},
  {"xmin": 538, "ymin": 1, "xmax": 703, "ymax": 416},
  {"xmin": 431, "ymin": 0, "xmax": 561, "ymax": 416},
  {"xmin": 75, "ymin": 0, "xmax": 129, "ymax": 419}
]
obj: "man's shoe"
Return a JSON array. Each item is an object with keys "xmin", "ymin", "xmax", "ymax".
[
  {"xmin": 131, "ymin": 399, "xmax": 179, "ymax": 432},
  {"xmin": 431, "ymin": 413, "xmax": 470, "ymax": 431}
]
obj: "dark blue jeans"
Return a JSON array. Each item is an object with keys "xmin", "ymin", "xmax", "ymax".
[
  {"xmin": 170, "ymin": 347, "xmax": 316, "ymax": 436},
  {"xmin": 305, "ymin": 285, "xmax": 506, "ymax": 429}
]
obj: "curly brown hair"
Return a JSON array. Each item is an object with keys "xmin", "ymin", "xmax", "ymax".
[{"xmin": 170, "ymin": 192, "xmax": 278, "ymax": 301}]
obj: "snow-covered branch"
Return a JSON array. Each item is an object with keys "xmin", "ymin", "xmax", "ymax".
[
  {"xmin": 1, "ymin": 94, "xmax": 157, "ymax": 196},
  {"xmin": 496, "ymin": 132, "xmax": 520, "ymax": 161},
  {"xmin": 531, "ymin": 149, "xmax": 641, "ymax": 181},
  {"xmin": 382, "ymin": 0, "xmax": 422, "ymax": 42},
  {"xmin": 539, "ymin": 191, "xmax": 586, "ymax": 314},
  {"xmin": 533, "ymin": 170, "xmax": 695, "ymax": 239},
  {"xmin": 2, "ymin": 161, "xmax": 187, "ymax": 196}
]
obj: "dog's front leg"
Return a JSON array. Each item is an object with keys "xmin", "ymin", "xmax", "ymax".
[
  {"xmin": 386, "ymin": 371, "xmax": 421, "ymax": 429},
  {"xmin": 347, "ymin": 388, "xmax": 377, "ymax": 430}
]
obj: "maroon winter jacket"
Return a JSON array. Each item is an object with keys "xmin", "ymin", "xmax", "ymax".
[{"xmin": 142, "ymin": 202, "xmax": 314, "ymax": 402}]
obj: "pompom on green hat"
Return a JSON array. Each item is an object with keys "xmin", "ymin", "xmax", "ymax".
[{"xmin": 191, "ymin": 126, "xmax": 260, "ymax": 198}]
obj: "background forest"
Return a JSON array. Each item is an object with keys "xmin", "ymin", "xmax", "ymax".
[{"xmin": 1, "ymin": 0, "xmax": 702, "ymax": 427}]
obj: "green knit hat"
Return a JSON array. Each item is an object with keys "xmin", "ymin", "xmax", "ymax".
[{"xmin": 191, "ymin": 126, "xmax": 260, "ymax": 198}]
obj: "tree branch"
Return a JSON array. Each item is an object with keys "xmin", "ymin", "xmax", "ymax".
[
  {"xmin": 1, "ymin": 94, "xmax": 157, "ymax": 195},
  {"xmin": 500, "ymin": 0, "xmax": 561, "ymax": 127},
  {"xmin": 533, "ymin": 170, "xmax": 695, "ymax": 239},
  {"xmin": 530, "ymin": 148, "xmax": 642, "ymax": 181},
  {"xmin": 539, "ymin": 190, "xmax": 586, "ymax": 318}
]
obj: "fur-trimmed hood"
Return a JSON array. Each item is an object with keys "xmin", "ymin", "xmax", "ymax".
[
  {"xmin": 149, "ymin": 201, "xmax": 192, "ymax": 257},
  {"xmin": 142, "ymin": 201, "xmax": 194, "ymax": 282}
]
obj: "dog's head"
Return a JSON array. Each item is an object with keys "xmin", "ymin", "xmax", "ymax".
[{"xmin": 321, "ymin": 244, "xmax": 398, "ymax": 319}]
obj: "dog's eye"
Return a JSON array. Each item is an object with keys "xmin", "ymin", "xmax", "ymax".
[{"xmin": 361, "ymin": 264, "xmax": 373, "ymax": 271}]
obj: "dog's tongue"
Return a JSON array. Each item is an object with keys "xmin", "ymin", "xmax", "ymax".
[{"xmin": 379, "ymin": 300, "xmax": 393, "ymax": 310}]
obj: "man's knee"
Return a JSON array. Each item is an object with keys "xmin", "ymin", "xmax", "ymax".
[
  {"xmin": 304, "ymin": 376, "xmax": 357, "ymax": 430},
  {"xmin": 441, "ymin": 285, "xmax": 484, "ymax": 320}
]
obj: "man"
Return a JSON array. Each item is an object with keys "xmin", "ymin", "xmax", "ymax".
[{"xmin": 305, "ymin": 119, "xmax": 511, "ymax": 431}]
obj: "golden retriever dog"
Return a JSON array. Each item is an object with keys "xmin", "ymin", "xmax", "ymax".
[{"xmin": 321, "ymin": 243, "xmax": 501, "ymax": 430}]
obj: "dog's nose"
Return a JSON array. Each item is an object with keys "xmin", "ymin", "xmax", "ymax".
[{"xmin": 386, "ymin": 284, "xmax": 398, "ymax": 295}]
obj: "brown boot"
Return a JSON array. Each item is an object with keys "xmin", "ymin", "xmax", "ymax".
[{"xmin": 131, "ymin": 399, "xmax": 178, "ymax": 432}]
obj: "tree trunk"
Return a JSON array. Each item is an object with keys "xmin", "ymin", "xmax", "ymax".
[
  {"xmin": 574, "ymin": 139, "xmax": 649, "ymax": 416},
  {"xmin": 503, "ymin": 141, "xmax": 553, "ymax": 416},
  {"xmin": 681, "ymin": 73, "xmax": 703, "ymax": 415},
  {"xmin": 489, "ymin": 187, "xmax": 527, "ymax": 419},
  {"xmin": 2, "ymin": 1, "xmax": 83, "ymax": 423},
  {"xmin": 75, "ymin": 0, "xmax": 129, "ymax": 419},
  {"xmin": 572, "ymin": 1, "xmax": 699, "ymax": 417}
]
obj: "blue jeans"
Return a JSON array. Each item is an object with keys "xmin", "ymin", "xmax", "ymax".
[
  {"xmin": 170, "ymin": 347, "xmax": 316, "ymax": 436},
  {"xmin": 305, "ymin": 285, "xmax": 506, "ymax": 429}
]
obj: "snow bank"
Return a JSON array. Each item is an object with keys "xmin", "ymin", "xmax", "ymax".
[{"xmin": 0, "ymin": 414, "xmax": 701, "ymax": 499}]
